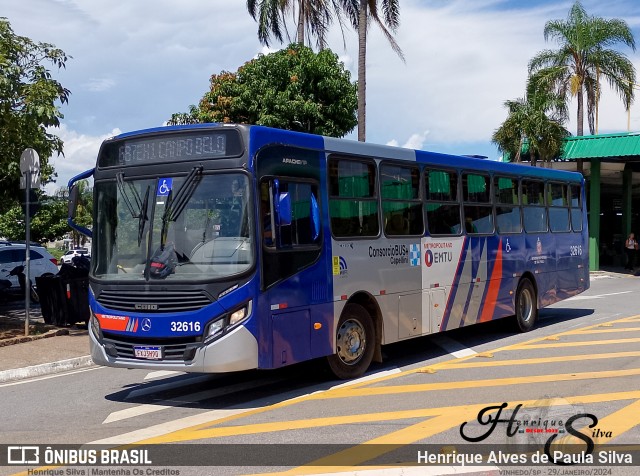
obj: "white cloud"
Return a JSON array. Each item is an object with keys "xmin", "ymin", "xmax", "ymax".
[
  {"xmin": 45, "ymin": 125, "xmax": 121, "ymax": 195},
  {"xmin": 82, "ymin": 78, "xmax": 116, "ymax": 92},
  {"xmin": 386, "ymin": 130, "xmax": 430, "ymax": 150}
]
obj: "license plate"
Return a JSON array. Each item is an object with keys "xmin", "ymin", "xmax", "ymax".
[{"xmin": 133, "ymin": 346, "xmax": 162, "ymax": 360}]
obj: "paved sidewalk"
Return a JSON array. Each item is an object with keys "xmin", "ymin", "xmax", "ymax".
[{"xmin": 0, "ymin": 302, "xmax": 93, "ymax": 383}]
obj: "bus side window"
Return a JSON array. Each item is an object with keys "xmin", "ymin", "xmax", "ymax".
[
  {"xmin": 328, "ymin": 157, "xmax": 379, "ymax": 238},
  {"xmin": 262, "ymin": 179, "xmax": 320, "ymax": 248},
  {"xmin": 425, "ymin": 168, "xmax": 461, "ymax": 236}
]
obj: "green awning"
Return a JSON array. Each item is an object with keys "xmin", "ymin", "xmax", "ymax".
[{"xmin": 561, "ymin": 132, "xmax": 640, "ymax": 160}]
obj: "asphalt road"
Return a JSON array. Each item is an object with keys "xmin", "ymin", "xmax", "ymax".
[{"xmin": 1, "ymin": 272, "xmax": 640, "ymax": 476}]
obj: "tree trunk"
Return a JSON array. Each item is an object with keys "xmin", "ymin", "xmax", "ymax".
[
  {"xmin": 297, "ymin": 0, "xmax": 305, "ymax": 45},
  {"xmin": 576, "ymin": 89, "xmax": 584, "ymax": 173},
  {"xmin": 357, "ymin": 0, "xmax": 368, "ymax": 142}
]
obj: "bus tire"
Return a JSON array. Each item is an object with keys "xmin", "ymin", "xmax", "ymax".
[
  {"xmin": 514, "ymin": 278, "xmax": 537, "ymax": 332},
  {"xmin": 327, "ymin": 304, "xmax": 375, "ymax": 380}
]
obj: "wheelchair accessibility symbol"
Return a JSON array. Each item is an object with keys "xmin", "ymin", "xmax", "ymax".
[
  {"xmin": 505, "ymin": 239, "xmax": 512, "ymax": 253},
  {"xmin": 157, "ymin": 178, "xmax": 172, "ymax": 196}
]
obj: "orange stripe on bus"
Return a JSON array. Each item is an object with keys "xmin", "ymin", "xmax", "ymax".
[{"xmin": 479, "ymin": 243, "xmax": 503, "ymax": 323}]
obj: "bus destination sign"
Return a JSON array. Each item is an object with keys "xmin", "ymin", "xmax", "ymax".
[
  {"xmin": 119, "ymin": 134, "xmax": 226, "ymax": 164},
  {"xmin": 99, "ymin": 130, "xmax": 242, "ymax": 167}
]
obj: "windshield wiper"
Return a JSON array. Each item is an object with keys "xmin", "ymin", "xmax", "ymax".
[
  {"xmin": 160, "ymin": 166, "xmax": 203, "ymax": 249},
  {"xmin": 137, "ymin": 186, "xmax": 150, "ymax": 246},
  {"xmin": 116, "ymin": 172, "xmax": 143, "ymax": 218}
]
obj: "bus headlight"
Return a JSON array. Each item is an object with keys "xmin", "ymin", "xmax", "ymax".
[
  {"xmin": 204, "ymin": 301, "xmax": 252, "ymax": 343},
  {"xmin": 205, "ymin": 319, "xmax": 226, "ymax": 341},
  {"xmin": 229, "ymin": 300, "xmax": 252, "ymax": 326},
  {"xmin": 90, "ymin": 311, "xmax": 102, "ymax": 340}
]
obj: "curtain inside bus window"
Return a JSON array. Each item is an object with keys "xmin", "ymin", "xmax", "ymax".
[
  {"xmin": 426, "ymin": 170, "xmax": 457, "ymax": 201},
  {"xmin": 380, "ymin": 164, "xmax": 422, "ymax": 236},
  {"xmin": 495, "ymin": 177, "xmax": 518, "ymax": 205},
  {"xmin": 463, "ymin": 173, "xmax": 490, "ymax": 203},
  {"xmin": 329, "ymin": 158, "xmax": 379, "ymax": 238},
  {"xmin": 522, "ymin": 180, "xmax": 545, "ymax": 205}
]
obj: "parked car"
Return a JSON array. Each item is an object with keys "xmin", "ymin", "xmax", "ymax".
[
  {"xmin": 61, "ymin": 247, "xmax": 90, "ymax": 265},
  {"xmin": 0, "ymin": 242, "xmax": 59, "ymax": 291}
]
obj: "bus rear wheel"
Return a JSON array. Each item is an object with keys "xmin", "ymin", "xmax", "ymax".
[
  {"xmin": 514, "ymin": 278, "xmax": 537, "ymax": 332},
  {"xmin": 327, "ymin": 304, "xmax": 375, "ymax": 380}
]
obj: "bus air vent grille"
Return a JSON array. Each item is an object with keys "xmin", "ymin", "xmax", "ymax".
[
  {"xmin": 102, "ymin": 333, "xmax": 199, "ymax": 361},
  {"xmin": 97, "ymin": 289, "xmax": 212, "ymax": 313}
]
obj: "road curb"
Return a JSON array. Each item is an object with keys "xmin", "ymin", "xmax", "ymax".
[{"xmin": 0, "ymin": 355, "xmax": 94, "ymax": 383}]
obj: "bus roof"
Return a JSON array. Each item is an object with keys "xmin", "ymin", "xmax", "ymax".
[{"xmin": 108, "ymin": 123, "xmax": 584, "ymax": 183}]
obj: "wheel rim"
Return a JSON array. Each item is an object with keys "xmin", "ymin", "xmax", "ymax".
[
  {"xmin": 519, "ymin": 287, "xmax": 533, "ymax": 323},
  {"xmin": 336, "ymin": 318, "xmax": 366, "ymax": 365}
]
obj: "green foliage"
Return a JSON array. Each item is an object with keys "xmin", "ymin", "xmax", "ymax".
[
  {"xmin": 0, "ymin": 17, "xmax": 71, "ymax": 215},
  {"xmin": 68, "ymin": 179, "xmax": 93, "ymax": 247},
  {"xmin": 169, "ymin": 43, "xmax": 357, "ymax": 138},
  {"xmin": 493, "ymin": 76, "xmax": 569, "ymax": 167},
  {"xmin": 0, "ymin": 195, "xmax": 68, "ymax": 243},
  {"xmin": 246, "ymin": 0, "xmax": 358, "ymax": 50},
  {"xmin": 528, "ymin": 1, "xmax": 636, "ymax": 136}
]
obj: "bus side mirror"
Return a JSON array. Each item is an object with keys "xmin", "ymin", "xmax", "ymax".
[
  {"xmin": 67, "ymin": 168, "xmax": 94, "ymax": 238},
  {"xmin": 68, "ymin": 184, "xmax": 79, "ymax": 220}
]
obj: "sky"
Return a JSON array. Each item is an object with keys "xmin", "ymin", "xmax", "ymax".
[{"xmin": 2, "ymin": 0, "xmax": 640, "ymax": 194}]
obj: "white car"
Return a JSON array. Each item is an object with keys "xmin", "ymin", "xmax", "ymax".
[
  {"xmin": 61, "ymin": 247, "xmax": 91, "ymax": 265},
  {"xmin": 0, "ymin": 242, "xmax": 59, "ymax": 290}
]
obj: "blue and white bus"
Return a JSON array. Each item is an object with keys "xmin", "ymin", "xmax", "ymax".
[{"xmin": 68, "ymin": 124, "xmax": 589, "ymax": 379}]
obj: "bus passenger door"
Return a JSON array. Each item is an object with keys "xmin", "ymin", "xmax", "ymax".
[{"xmin": 258, "ymin": 176, "xmax": 328, "ymax": 368}]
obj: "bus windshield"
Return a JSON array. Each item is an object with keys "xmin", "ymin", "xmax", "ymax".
[{"xmin": 93, "ymin": 172, "xmax": 253, "ymax": 282}]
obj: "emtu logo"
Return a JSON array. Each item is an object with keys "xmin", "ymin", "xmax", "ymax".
[
  {"xmin": 425, "ymin": 249, "xmax": 434, "ymax": 267},
  {"xmin": 8, "ymin": 446, "xmax": 39, "ymax": 464}
]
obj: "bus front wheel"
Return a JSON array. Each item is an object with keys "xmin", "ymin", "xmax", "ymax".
[
  {"xmin": 514, "ymin": 278, "xmax": 537, "ymax": 332},
  {"xmin": 327, "ymin": 304, "xmax": 375, "ymax": 380}
]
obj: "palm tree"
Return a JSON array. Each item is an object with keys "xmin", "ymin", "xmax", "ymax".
[
  {"xmin": 529, "ymin": 1, "xmax": 636, "ymax": 139},
  {"xmin": 246, "ymin": 0, "xmax": 357, "ymax": 50},
  {"xmin": 493, "ymin": 76, "xmax": 569, "ymax": 167},
  {"xmin": 355, "ymin": 0, "xmax": 404, "ymax": 141}
]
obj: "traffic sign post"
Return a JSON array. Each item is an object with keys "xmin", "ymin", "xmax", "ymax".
[{"xmin": 20, "ymin": 148, "xmax": 40, "ymax": 336}]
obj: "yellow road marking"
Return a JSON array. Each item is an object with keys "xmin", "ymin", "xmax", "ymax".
[
  {"xmin": 587, "ymin": 398, "xmax": 640, "ymax": 445},
  {"xmin": 343, "ymin": 314, "xmax": 640, "ymax": 388},
  {"xmin": 262, "ymin": 412, "xmax": 469, "ymax": 475},
  {"xmin": 441, "ymin": 351, "xmax": 640, "ymax": 369},
  {"xmin": 570, "ymin": 327, "xmax": 640, "ymax": 334},
  {"xmin": 139, "ymin": 391, "xmax": 640, "ymax": 445},
  {"xmin": 513, "ymin": 337, "xmax": 640, "ymax": 349},
  {"xmin": 313, "ymin": 368, "xmax": 640, "ymax": 399}
]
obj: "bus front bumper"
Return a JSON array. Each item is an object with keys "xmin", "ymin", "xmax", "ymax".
[{"xmin": 90, "ymin": 325, "xmax": 259, "ymax": 373}]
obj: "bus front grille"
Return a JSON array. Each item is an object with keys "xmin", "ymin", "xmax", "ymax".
[
  {"xmin": 102, "ymin": 333, "xmax": 200, "ymax": 361},
  {"xmin": 97, "ymin": 289, "xmax": 212, "ymax": 313}
]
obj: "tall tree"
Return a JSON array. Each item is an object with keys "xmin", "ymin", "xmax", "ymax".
[
  {"xmin": 168, "ymin": 44, "xmax": 358, "ymax": 138},
  {"xmin": 355, "ymin": 0, "xmax": 404, "ymax": 141},
  {"xmin": 529, "ymin": 1, "xmax": 636, "ymax": 139},
  {"xmin": 492, "ymin": 75, "xmax": 569, "ymax": 167},
  {"xmin": 0, "ymin": 17, "xmax": 70, "ymax": 214}
]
